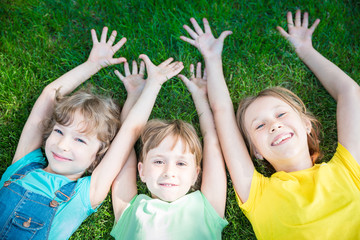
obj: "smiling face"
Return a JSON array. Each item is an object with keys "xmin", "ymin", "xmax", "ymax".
[
  {"xmin": 244, "ymin": 96, "xmax": 313, "ymax": 172},
  {"xmin": 138, "ymin": 135, "xmax": 200, "ymax": 202},
  {"xmin": 44, "ymin": 111, "xmax": 101, "ymax": 180}
]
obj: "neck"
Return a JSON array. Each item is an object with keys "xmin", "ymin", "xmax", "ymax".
[{"xmin": 272, "ymin": 153, "xmax": 313, "ymax": 173}]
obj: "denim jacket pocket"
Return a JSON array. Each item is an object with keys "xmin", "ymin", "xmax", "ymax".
[{"xmin": 5, "ymin": 212, "xmax": 44, "ymax": 240}]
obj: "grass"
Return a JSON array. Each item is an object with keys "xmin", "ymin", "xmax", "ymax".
[{"xmin": 1, "ymin": 0, "xmax": 359, "ymax": 239}]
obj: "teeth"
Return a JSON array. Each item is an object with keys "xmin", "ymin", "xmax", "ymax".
[
  {"xmin": 273, "ymin": 134, "xmax": 292, "ymax": 145},
  {"xmin": 161, "ymin": 184, "xmax": 175, "ymax": 186}
]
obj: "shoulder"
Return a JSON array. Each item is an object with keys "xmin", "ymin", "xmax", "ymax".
[
  {"xmin": 1, "ymin": 148, "xmax": 46, "ymax": 185},
  {"xmin": 328, "ymin": 143, "xmax": 360, "ymax": 183}
]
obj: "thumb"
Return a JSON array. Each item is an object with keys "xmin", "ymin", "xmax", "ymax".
[
  {"xmin": 178, "ymin": 74, "xmax": 190, "ymax": 86},
  {"xmin": 139, "ymin": 54, "xmax": 154, "ymax": 69},
  {"xmin": 218, "ymin": 30, "xmax": 232, "ymax": 42}
]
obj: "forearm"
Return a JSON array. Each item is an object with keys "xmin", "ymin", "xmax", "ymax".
[
  {"xmin": 204, "ymin": 56, "xmax": 234, "ymax": 112},
  {"xmin": 45, "ymin": 60, "xmax": 101, "ymax": 97},
  {"xmin": 297, "ymin": 47, "xmax": 358, "ymax": 101},
  {"xmin": 120, "ymin": 93, "xmax": 141, "ymax": 123}
]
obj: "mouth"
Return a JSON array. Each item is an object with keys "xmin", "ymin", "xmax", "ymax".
[
  {"xmin": 271, "ymin": 133, "xmax": 294, "ymax": 146},
  {"xmin": 52, "ymin": 152, "xmax": 72, "ymax": 162},
  {"xmin": 159, "ymin": 183, "xmax": 178, "ymax": 187}
]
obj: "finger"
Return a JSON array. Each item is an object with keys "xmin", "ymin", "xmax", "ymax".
[
  {"xmin": 124, "ymin": 61, "xmax": 131, "ymax": 76},
  {"xmin": 218, "ymin": 31, "xmax": 232, "ymax": 42},
  {"xmin": 276, "ymin": 26, "xmax": 290, "ymax": 39},
  {"xmin": 169, "ymin": 61, "xmax": 184, "ymax": 70},
  {"xmin": 178, "ymin": 74, "xmax": 190, "ymax": 86},
  {"xmin": 302, "ymin": 12, "xmax": 309, "ymax": 28},
  {"xmin": 109, "ymin": 57, "xmax": 127, "ymax": 65},
  {"xmin": 183, "ymin": 25, "xmax": 199, "ymax": 39},
  {"xmin": 91, "ymin": 29, "xmax": 99, "ymax": 44},
  {"xmin": 132, "ymin": 60, "xmax": 138, "ymax": 75},
  {"xmin": 287, "ymin": 12, "xmax": 294, "ymax": 29},
  {"xmin": 107, "ymin": 30, "xmax": 117, "ymax": 45},
  {"xmin": 190, "ymin": 18, "xmax": 204, "ymax": 35},
  {"xmin": 190, "ymin": 64, "xmax": 195, "ymax": 79},
  {"xmin": 203, "ymin": 18, "xmax": 212, "ymax": 34},
  {"xmin": 112, "ymin": 37, "xmax": 127, "ymax": 53},
  {"xmin": 114, "ymin": 70, "xmax": 125, "ymax": 81},
  {"xmin": 139, "ymin": 54, "xmax": 155, "ymax": 69},
  {"xmin": 203, "ymin": 68, "xmax": 207, "ymax": 79},
  {"xmin": 309, "ymin": 19, "xmax": 320, "ymax": 34},
  {"xmin": 196, "ymin": 62, "xmax": 202, "ymax": 79},
  {"xmin": 159, "ymin": 57, "xmax": 174, "ymax": 67},
  {"xmin": 179, "ymin": 36, "xmax": 196, "ymax": 46},
  {"xmin": 100, "ymin": 27, "xmax": 108, "ymax": 43},
  {"xmin": 295, "ymin": 9, "xmax": 301, "ymax": 27},
  {"xmin": 139, "ymin": 61, "xmax": 145, "ymax": 75},
  {"xmin": 170, "ymin": 62, "xmax": 184, "ymax": 76}
]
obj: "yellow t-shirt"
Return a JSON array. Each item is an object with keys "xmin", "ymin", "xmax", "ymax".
[{"xmin": 237, "ymin": 143, "xmax": 360, "ymax": 240}]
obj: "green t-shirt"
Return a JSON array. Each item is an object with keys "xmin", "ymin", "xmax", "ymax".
[{"xmin": 111, "ymin": 191, "xmax": 228, "ymax": 240}]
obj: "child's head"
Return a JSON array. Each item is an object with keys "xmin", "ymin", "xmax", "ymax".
[
  {"xmin": 236, "ymin": 87, "xmax": 321, "ymax": 170},
  {"xmin": 138, "ymin": 119, "xmax": 202, "ymax": 202},
  {"xmin": 43, "ymin": 90, "xmax": 121, "ymax": 178}
]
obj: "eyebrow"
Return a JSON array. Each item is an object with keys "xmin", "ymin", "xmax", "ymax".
[{"xmin": 250, "ymin": 104, "xmax": 286, "ymax": 125}]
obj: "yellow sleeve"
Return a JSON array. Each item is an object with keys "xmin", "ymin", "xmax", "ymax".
[
  {"xmin": 332, "ymin": 143, "xmax": 360, "ymax": 189},
  {"xmin": 235, "ymin": 170, "xmax": 267, "ymax": 213}
]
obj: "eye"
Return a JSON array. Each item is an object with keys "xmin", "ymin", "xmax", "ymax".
[
  {"xmin": 54, "ymin": 129, "xmax": 63, "ymax": 135},
  {"xmin": 277, "ymin": 112, "xmax": 286, "ymax": 118},
  {"xmin": 75, "ymin": 138, "xmax": 87, "ymax": 144},
  {"xmin": 177, "ymin": 161, "xmax": 187, "ymax": 167},
  {"xmin": 153, "ymin": 160, "xmax": 164, "ymax": 165},
  {"xmin": 256, "ymin": 123, "xmax": 265, "ymax": 130}
]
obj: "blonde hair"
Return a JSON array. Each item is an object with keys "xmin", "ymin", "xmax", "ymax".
[
  {"xmin": 140, "ymin": 119, "xmax": 202, "ymax": 167},
  {"xmin": 43, "ymin": 89, "xmax": 121, "ymax": 172},
  {"xmin": 236, "ymin": 87, "xmax": 321, "ymax": 164}
]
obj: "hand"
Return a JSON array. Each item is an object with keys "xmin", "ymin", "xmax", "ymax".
[
  {"xmin": 88, "ymin": 27, "xmax": 127, "ymax": 69},
  {"xmin": 115, "ymin": 61, "xmax": 146, "ymax": 96},
  {"xmin": 277, "ymin": 10, "xmax": 320, "ymax": 53},
  {"xmin": 180, "ymin": 18, "xmax": 232, "ymax": 58},
  {"xmin": 178, "ymin": 62, "xmax": 207, "ymax": 96},
  {"xmin": 139, "ymin": 54, "xmax": 184, "ymax": 85}
]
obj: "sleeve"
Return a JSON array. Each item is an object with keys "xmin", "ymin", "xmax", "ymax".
[
  {"xmin": 331, "ymin": 143, "xmax": 360, "ymax": 188},
  {"xmin": 201, "ymin": 191, "xmax": 228, "ymax": 229},
  {"xmin": 236, "ymin": 169, "xmax": 267, "ymax": 213},
  {"xmin": 0, "ymin": 148, "xmax": 45, "ymax": 185},
  {"xmin": 76, "ymin": 176, "xmax": 99, "ymax": 214}
]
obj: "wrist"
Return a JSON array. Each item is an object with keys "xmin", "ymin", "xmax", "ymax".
[
  {"xmin": 203, "ymin": 53, "xmax": 222, "ymax": 62},
  {"xmin": 295, "ymin": 45, "xmax": 315, "ymax": 60},
  {"xmin": 85, "ymin": 59, "xmax": 103, "ymax": 72}
]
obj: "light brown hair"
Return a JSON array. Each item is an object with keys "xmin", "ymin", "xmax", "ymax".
[
  {"xmin": 43, "ymin": 89, "xmax": 121, "ymax": 172},
  {"xmin": 236, "ymin": 87, "xmax": 321, "ymax": 164},
  {"xmin": 140, "ymin": 119, "xmax": 202, "ymax": 167}
]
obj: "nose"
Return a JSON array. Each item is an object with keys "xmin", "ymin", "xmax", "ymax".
[
  {"xmin": 163, "ymin": 163, "xmax": 176, "ymax": 178},
  {"xmin": 269, "ymin": 121, "xmax": 283, "ymax": 133},
  {"xmin": 58, "ymin": 136, "xmax": 71, "ymax": 152}
]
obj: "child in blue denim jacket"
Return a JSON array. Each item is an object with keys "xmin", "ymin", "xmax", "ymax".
[{"xmin": 0, "ymin": 26, "xmax": 133, "ymax": 239}]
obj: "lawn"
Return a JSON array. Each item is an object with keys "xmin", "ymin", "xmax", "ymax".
[{"xmin": 0, "ymin": 0, "xmax": 359, "ymax": 239}]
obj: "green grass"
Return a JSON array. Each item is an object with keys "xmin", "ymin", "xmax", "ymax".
[{"xmin": 1, "ymin": 0, "xmax": 359, "ymax": 239}]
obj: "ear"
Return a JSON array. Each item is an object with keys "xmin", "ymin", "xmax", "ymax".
[
  {"xmin": 138, "ymin": 162, "xmax": 146, "ymax": 183},
  {"xmin": 254, "ymin": 149, "xmax": 264, "ymax": 160},
  {"xmin": 192, "ymin": 166, "xmax": 201, "ymax": 185},
  {"xmin": 303, "ymin": 117, "xmax": 312, "ymax": 134}
]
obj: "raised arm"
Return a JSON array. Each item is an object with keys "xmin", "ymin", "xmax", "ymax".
[
  {"xmin": 179, "ymin": 62, "xmax": 226, "ymax": 217},
  {"xmin": 181, "ymin": 18, "xmax": 254, "ymax": 203},
  {"xmin": 13, "ymin": 27, "xmax": 127, "ymax": 163},
  {"xmin": 277, "ymin": 10, "xmax": 360, "ymax": 163},
  {"xmin": 111, "ymin": 61, "xmax": 145, "ymax": 220},
  {"xmin": 90, "ymin": 55, "xmax": 183, "ymax": 208}
]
